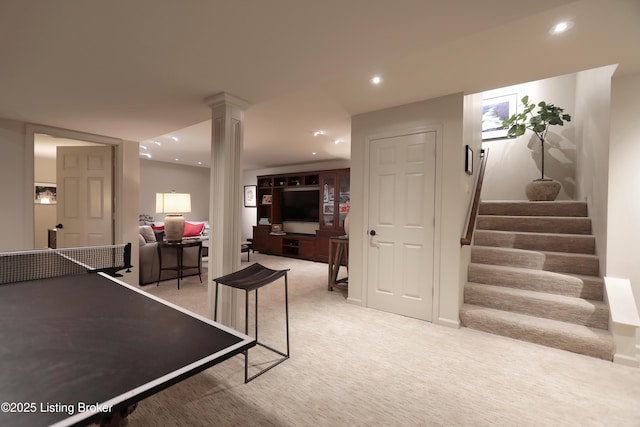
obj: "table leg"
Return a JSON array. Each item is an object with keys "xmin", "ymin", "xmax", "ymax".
[
  {"xmin": 331, "ymin": 244, "xmax": 343, "ymax": 287},
  {"xmin": 284, "ymin": 273, "xmax": 290, "ymax": 355},
  {"xmin": 177, "ymin": 246, "xmax": 182, "ymax": 290},
  {"xmin": 213, "ymin": 282, "xmax": 219, "ymax": 321},
  {"xmin": 244, "ymin": 289, "xmax": 249, "ymax": 383},
  {"xmin": 328, "ymin": 239, "xmax": 334, "ymax": 291}
]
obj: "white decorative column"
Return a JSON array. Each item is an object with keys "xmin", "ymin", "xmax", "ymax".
[{"xmin": 205, "ymin": 92, "xmax": 249, "ymax": 326}]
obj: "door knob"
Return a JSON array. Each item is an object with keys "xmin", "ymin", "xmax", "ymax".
[
  {"xmin": 368, "ymin": 229, "xmax": 379, "ymax": 248},
  {"xmin": 56, "ymin": 224, "xmax": 63, "ymax": 229}
]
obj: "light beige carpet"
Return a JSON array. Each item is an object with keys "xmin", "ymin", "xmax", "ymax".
[{"xmin": 128, "ymin": 253, "xmax": 640, "ymax": 427}]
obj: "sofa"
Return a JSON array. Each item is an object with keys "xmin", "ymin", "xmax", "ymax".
[{"xmin": 138, "ymin": 223, "xmax": 208, "ymax": 286}]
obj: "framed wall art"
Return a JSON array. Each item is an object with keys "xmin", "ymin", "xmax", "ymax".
[
  {"xmin": 244, "ymin": 185, "xmax": 257, "ymax": 207},
  {"xmin": 482, "ymin": 94, "xmax": 517, "ymax": 140},
  {"xmin": 35, "ymin": 182, "xmax": 57, "ymax": 204},
  {"xmin": 465, "ymin": 145, "xmax": 473, "ymax": 175}
]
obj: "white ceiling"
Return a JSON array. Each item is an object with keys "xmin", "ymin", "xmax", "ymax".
[{"xmin": 2, "ymin": 0, "xmax": 639, "ymax": 170}]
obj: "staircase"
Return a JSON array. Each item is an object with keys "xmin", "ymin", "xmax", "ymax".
[{"xmin": 460, "ymin": 201, "xmax": 615, "ymax": 360}]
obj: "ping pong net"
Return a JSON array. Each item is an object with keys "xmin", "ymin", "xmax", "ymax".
[{"xmin": 0, "ymin": 243, "xmax": 132, "ymax": 285}]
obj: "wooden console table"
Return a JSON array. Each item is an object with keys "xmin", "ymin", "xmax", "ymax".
[{"xmin": 328, "ymin": 236, "xmax": 348, "ymax": 291}]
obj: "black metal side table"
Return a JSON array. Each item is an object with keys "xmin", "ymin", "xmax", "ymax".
[
  {"xmin": 213, "ymin": 263, "xmax": 290, "ymax": 383},
  {"xmin": 157, "ymin": 240, "xmax": 202, "ymax": 289}
]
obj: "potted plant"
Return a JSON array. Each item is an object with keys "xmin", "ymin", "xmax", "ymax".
[{"xmin": 502, "ymin": 96, "xmax": 572, "ymax": 201}]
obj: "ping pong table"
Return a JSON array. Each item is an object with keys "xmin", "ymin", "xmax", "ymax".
[{"xmin": 0, "ymin": 244, "xmax": 255, "ymax": 427}]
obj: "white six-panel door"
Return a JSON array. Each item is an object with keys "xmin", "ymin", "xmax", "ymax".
[
  {"xmin": 366, "ymin": 131, "xmax": 436, "ymax": 321},
  {"xmin": 56, "ymin": 146, "xmax": 113, "ymax": 248}
]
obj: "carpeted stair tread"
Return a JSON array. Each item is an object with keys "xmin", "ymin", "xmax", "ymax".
[
  {"xmin": 479, "ymin": 201, "xmax": 588, "ymax": 217},
  {"xmin": 466, "ymin": 200, "xmax": 613, "ymax": 361},
  {"xmin": 464, "ymin": 282, "xmax": 609, "ymax": 329},
  {"xmin": 477, "ymin": 215, "xmax": 592, "ymax": 235},
  {"xmin": 473, "ymin": 229, "xmax": 595, "ymax": 254},
  {"xmin": 459, "ymin": 304, "xmax": 614, "ymax": 360},
  {"xmin": 471, "ymin": 246, "xmax": 599, "ymax": 276},
  {"xmin": 468, "ymin": 263, "xmax": 604, "ymax": 300}
]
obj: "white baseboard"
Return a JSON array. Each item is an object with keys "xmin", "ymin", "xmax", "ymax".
[
  {"xmin": 346, "ymin": 297, "xmax": 362, "ymax": 306},
  {"xmin": 437, "ymin": 317, "xmax": 460, "ymax": 329},
  {"xmin": 613, "ymin": 353, "xmax": 640, "ymax": 368}
]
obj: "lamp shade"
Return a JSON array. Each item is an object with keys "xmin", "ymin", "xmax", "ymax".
[{"xmin": 156, "ymin": 192, "xmax": 191, "ymax": 214}]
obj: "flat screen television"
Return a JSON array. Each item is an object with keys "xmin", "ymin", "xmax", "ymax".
[{"xmin": 281, "ymin": 189, "xmax": 320, "ymax": 222}]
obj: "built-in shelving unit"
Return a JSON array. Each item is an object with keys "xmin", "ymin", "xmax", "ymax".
[{"xmin": 252, "ymin": 168, "xmax": 349, "ymax": 262}]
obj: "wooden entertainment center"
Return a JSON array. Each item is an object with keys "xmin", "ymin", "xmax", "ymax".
[{"xmin": 252, "ymin": 168, "xmax": 349, "ymax": 262}]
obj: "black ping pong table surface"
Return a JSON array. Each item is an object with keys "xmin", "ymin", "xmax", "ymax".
[{"xmin": 0, "ymin": 270, "xmax": 255, "ymax": 427}]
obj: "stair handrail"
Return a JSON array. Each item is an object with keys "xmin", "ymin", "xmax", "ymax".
[{"xmin": 461, "ymin": 147, "xmax": 488, "ymax": 246}]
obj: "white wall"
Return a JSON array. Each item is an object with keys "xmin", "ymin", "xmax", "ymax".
[
  {"xmin": 0, "ymin": 118, "xmax": 31, "ymax": 250},
  {"xmin": 481, "ymin": 73, "xmax": 577, "ymax": 201},
  {"xmin": 574, "ymin": 65, "xmax": 617, "ymax": 275},
  {"xmin": 119, "ymin": 140, "xmax": 141, "ymax": 286},
  {"xmin": 33, "ymin": 154, "xmax": 56, "ymax": 248},
  {"xmin": 461, "ymin": 92, "xmax": 484, "ymax": 305},
  {"xmin": 350, "ymin": 93, "xmax": 466, "ymax": 327},
  {"xmin": 608, "ymin": 72, "xmax": 640, "ymax": 343},
  {"xmin": 139, "ymin": 159, "xmax": 210, "ymax": 222}
]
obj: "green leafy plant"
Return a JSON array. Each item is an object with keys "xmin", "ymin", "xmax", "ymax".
[{"xmin": 502, "ymin": 95, "xmax": 572, "ymax": 180}]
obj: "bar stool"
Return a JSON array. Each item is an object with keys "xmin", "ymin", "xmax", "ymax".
[{"xmin": 213, "ymin": 263, "xmax": 290, "ymax": 383}]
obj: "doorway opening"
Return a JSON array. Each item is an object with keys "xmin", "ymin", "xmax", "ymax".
[{"xmin": 33, "ymin": 132, "xmax": 114, "ymax": 249}]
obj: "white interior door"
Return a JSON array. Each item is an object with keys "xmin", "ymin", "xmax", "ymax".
[
  {"xmin": 366, "ymin": 131, "xmax": 436, "ymax": 321},
  {"xmin": 56, "ymin": 146, "xmax": 113, "ymax": 248}
]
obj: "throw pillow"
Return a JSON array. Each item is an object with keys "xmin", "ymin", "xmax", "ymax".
[
  {"xmin": 183, "ymin": 221, "xmax": 205, "ymax": 237},
  {"xmin": 153, "ymin": 229, "xmax": 165, "ymax": 242},
  {"xmin": 139, "ymin": 225, "xmax": 156, "ymax": 243}
]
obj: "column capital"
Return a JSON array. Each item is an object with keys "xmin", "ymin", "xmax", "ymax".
[{"xmin": 205, "ymin": 92, "xmax": 250, "ymax": 111}]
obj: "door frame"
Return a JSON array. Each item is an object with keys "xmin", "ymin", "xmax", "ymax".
[
  {"xmin": 361, "ymin": 124, "xmax": 444, "ymax": 318},
  {"xmin": 24, "ymin": 124, "xmax": 123, "ymax": 249}
]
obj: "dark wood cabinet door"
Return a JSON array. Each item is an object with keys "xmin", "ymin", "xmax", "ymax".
[
  {"xmin": 299, "ymin": 239, "xmax": 316, "ymax": 259},
  {"xmin": 252, "ymin": 226, "xmax": 271, "ymax": 253},
  {"xmin": 319, "ymin": 169, "xmax": 350, "ymax": 234}
]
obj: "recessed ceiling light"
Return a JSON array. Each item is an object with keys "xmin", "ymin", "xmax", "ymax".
[
  {"xmin": 140, "ymin": 145, "xmax": 148, "ymax": 150},
  {"xmin": 313, "ymin": 130, "xmax": 323, "ymax": 137},
  {"xmin": 140, "ymin": 153, "xmax": 151, "ymax": 159},
  {"xmin": 334, "ymin": 139, "xmax": 342, "ymax": 145},
  {"xmin": 170, "ymin": 136, "xmax": 179, "ymax": 142},
  {"xmin": 550, "ymin": 20, "xmax": 573, "ymax": 34},
  {"xmin": 153, "ymin": 140, "xmax": 161, "ymax": 146},
  {"xmin": 174, "ymin": 158, "xmax": 179, "ymax": 161},
  {"xmin": 370, "ymin": 75, "xmax": 383, "ymax": 85},
  {"xmin": 197, "ymin": 161, "xmax": 202, "ymax": 165},
  {"xmin": 312, "ymin": 152, "xmax": 317, "ymax": 156}
]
